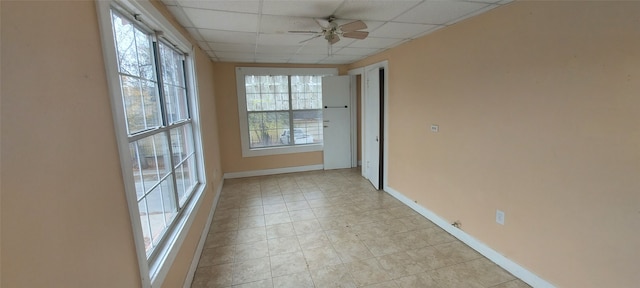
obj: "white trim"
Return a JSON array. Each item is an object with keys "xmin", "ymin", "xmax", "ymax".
[
  {"xmin": 384, "ymin": 186, "xmax": 555, "ymax": 288},
  {"xmin": 224, "ymin": 164, "xmax": 324, "ymax": 179},
  {"xmin": 235, "ymin": 67, "xmax": 338, "ymax": 158},
  {"xmin": 95, "ymin": 1, "xmax": 150, "ymax": 286},
  {"xmin": 182, "ymin": 180, "xmax": 224, "ymax": 288}
]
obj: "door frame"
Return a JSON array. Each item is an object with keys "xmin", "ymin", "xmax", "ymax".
[{"xmin": 348, "ymin": 60, "xmax": 389, "ymax": 190}]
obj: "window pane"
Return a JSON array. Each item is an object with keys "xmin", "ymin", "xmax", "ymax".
[
  {"xmin": 145, "ymin": 177, "xmax": 177, "ymax": 247},
  {"xmin": 170, "ymin": 124, "xmax": 195, "ymax": 165},
  {"xmin": 111, "ymin": 11, "xmax": 155, "ymax": 81},
  {"xmin": 245, "ymin": 75, "xmax": 287, "ymax": 112},
  {"xmin": 293, "ymin": 110, "xmax": 323, "ymax": 144},
  {"xmin": 175, "ymin": 155, "xmax": 197, "ymax": 207},
  {"xmin": 248, "ymin": 112, "xmax": 290, "ymax": 148},
  {"xmin": 292, "ymin": 75, "xmax": 322, "ymax": 110},
  {"xmin": 130, "ymin": 134, "xmax": 171, "ymax": 201},
  {"xmin": 121, "ymin": 76, "xmax": 161, "ymax": 134},
  {"xmin": 160, "ymin": 42, "xmax": 189, "ymax": 124},
  {"xmin": 138, "ymin": 199, "xmax": 152, "ymax": 253}
]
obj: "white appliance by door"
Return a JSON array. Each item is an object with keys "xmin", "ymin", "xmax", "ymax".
[
  {"xmin": 322, "ymin": 76, "xmax": 351, "ymax": 170},
  {"xmin": 364, "ymin": 67, "xmax": 381, "ymax": 189}
]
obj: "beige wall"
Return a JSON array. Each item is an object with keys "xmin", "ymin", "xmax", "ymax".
[
  {"xmin": 1, "ymin": 1, "xmax": 222, "ymax": 287},
  {"xmin": 213, "ymin": 62, "xmax": 347, "ymax": 174},
  {"xmin": 349, "ymin": 1, "xmax": 640, "ymax": 287}
]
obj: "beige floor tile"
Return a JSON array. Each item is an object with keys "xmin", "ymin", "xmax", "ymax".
[
  {"xmin": 194, "ymin": 169, "xmax": 530, "ymax": 288},
  {"xmin": 333, "ymin": 240, "xmax": 375, "ymax": 263},
  {"xmin": 236, "ymin": 227, "xmax": 267, "ymax": 244},
  {"xmin": 292, "ymin": 219, "xmax": 323, "ymax": 235},
  {"xmin": 191, "ymin": 263, "xmax": 233, "ymax": 287},
  {"xmin": 266, "ymin": 223, "xmax": 296, "ymax": 239},
  {"xmin": 288, "ymin": 209, "xmax": 317, "ymax": 221},
  {"xmin": 310, "ymin": 264, "xmax": 357, "ymax": 288},
  {"xmin": 302, "ymin": 244, "xmax": 343, "ymax": 270},
  {"xmin": 364, "ymin": 280, "xmax": 401, "ymax": 288},
  {"xmin": 297, "ymin": 231, "xmax": 332, "ymax": 250},
  {"xmin": 235, "ymin": 240, "xmax": 269, "ymax": 262},
  {"xmin": 264, "ymin": 211, "xmax": 291, "ymax": 225},
  {"xmin": 395, "ymin": 272, "xmax": 441, "ymax": 288},
  {"xmin": 268, "ymin": 236, "xmax": 301, "ymax": 255},
  {"xmin": 345, "ymin": 258, "xmax": 393, "ymax": 286},
  {"xmin": 204, "ymin": 230, "xmax": 237, "ymax": 248},
  {"xmin": 433, "ymin": 241, "xmax": 483, "ymax": 265},
  {"xmin": 491, "ymin": 279, "xmax": 532, "ymax": 288},
  {"xmin": 263, "ymin": 203, "xmax": 288, "ymax": 214},
  {"xmin": 462, "ymin": 258, "xmax": 516, "ymax": 287},
  {"xmin": 238, "ymin": 215, "xmax": 266, "ymax": 229},
  {"xmin": 429, "ymin": 263, "xmax": 485, "ymax": 288},
  {"xmin": 377, "ymin": 251, "xmax": 424, "ymax": 279},
  {"xmin": 272, "ymin": 271, "xmax": 315, "ymax": 288},
  {"xmin": 232, "ymin": 278, "xmax": 272, "ymax": 288},
  {"xmin": 405, "ymin": 246, "xmax": 452, "ymax": 271},
  {"xmin": 198, "ymin": 245, "xmax": 234, "ymax": 267},
  {"xmin": 231, "ymin": 257, "xmax": 271, "ymax": 285}
]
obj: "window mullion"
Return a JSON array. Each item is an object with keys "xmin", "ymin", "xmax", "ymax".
[
  {"xmin": 152, "ymin": 38, "xmax": 182, "ymax": 213},
  {"xmin": 287, "ymin": 75, "xmax": 294, "ymax": 145}
]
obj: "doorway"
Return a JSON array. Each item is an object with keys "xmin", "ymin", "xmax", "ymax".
[{"xmin": 351, "ymin": 61, "xmax": 388, "ymax": 190}]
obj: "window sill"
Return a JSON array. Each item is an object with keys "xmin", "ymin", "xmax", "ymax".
[{"xmin": 242, "ymin": 143, "xmax": 323, "ymax": 157}]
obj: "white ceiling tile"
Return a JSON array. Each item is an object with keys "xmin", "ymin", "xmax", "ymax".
[
  {"xmin": 304, "ymin": 37, "xmax": 355, "ymax": 48},
  {"xmin": 288, "ymin": 54, "xmax": 327, "ymax": 63},
  {"xmin": 319, "ymin": 54, "xmax": 364, "ymax": 64},
  {"xmin": 167, "ymin": 6, "xmax": 194, "ymax": 27},
  {"xmin": 296, "ymin": 45, "xmax": 332, "ymax": 55},
  {"xmin": 262, "ymin": 0, "xmax": 343, "ymax": 18},
  {"xmin": 197, "ymin": 41, "xmax": 212, "ymax": 50},
  {"xmin": 210, "ymin": 43, "xmax": 256, "ymax": 53},
  {"xmin": 335, "ymin": 0, "xmax": 421, "ymax": 21},
  {"xmin": 347, "ymin": 37, "xmax": 403, "ymax": 49},
  {"xmin": 260, "ymin": 15, "xmax": 318, "ymax": 34},
  {"xmin": 255, "ymin": 57, "xmax": 292, "ymax": 63},
  {"xmin": 186, "ymin": 27, "xmax": 203, "ymax": 41},
  {"xmin": 395, "ymin": 1, "xmax": 490, "ymax": 25},
  {"xmin": 198, "ymin": 29, "xmax": 256, "ymax": 44},
  {"xmin": 333, "ymin": 47, "xmax": 382, "ymax": 56},
  {"xmin": 183, "ymin": 8, "xmax": 258, "ymax": 32},
  {"xmin": 370, "ymin": 22, "xmax": 440, "ymax": 39},
  {"xmin": 256, "ymin": 45, "xmax": 300, "ymax": 54},
  {"xmin": 161, "ymin": 0, "xmax": 179, "ymax": 7},
  {"xmin": 177, "ymin": 0, "xmax": 260, "ymax": 13},
  {"xmin": 215, "ymin": 51, "xmax": 255, "ymax": 59},
  {"xmin": 257, "ymin": 34, "xmax": 310, "ymax": 46},
  {"xmin": 447, "ymin": 4, "xmax": 499, "ymax": 25}
]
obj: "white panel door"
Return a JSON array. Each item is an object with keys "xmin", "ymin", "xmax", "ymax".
[
  {"xmin": 364, "ymin": 67, "xmax": 380, "ymax": 189},
  {"xmin": 322, "ymin": 76, "xmax": 351, "ymax": 170}
]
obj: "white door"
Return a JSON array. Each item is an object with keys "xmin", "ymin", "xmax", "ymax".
[
  {"xmin": 364, "ymin": 67, "xmax": 380, "ymax": 189},
  {"xmin": 322, "ymin": 76, "xmax": 352, "ymax": 170}
]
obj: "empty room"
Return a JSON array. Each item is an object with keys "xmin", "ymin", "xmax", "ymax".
[{"xmin": 2, "ymin": 0, "xmax": 638, "ymax": 288}]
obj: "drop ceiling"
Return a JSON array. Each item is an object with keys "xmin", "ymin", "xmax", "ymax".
[{"xmin": 161, "ymin": 0, "xmax": 512, "ymax": 64}]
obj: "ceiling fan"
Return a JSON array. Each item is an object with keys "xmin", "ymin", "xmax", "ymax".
[{"xmin": 289, "ymin": 16, "xmax": 369, "ymax": 46}]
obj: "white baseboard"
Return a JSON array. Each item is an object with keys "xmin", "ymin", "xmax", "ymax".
[
  {"xmin": 384, "ymin": 186, "xmax": 555, "ymax": 288},
  {"xmin": 182, "ymin": 179, "xmax": 224, "ymax": 288},
  {"xmin": 223, "ymin": 164, "xmax": 324, "ymax": 179}
]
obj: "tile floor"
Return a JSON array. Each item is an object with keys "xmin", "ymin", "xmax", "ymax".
[{"xmin": 192, "ymin": 168, "xmax": 531, "ymax": 288}]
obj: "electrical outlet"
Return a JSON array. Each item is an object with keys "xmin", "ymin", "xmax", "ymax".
[
  {"xmin": 430, "ymin": 124, "xmax": 439, "ymax": 133},
  {"xmin": 496, "ymin": 209, "xmax": 505, "ymax": 225}
]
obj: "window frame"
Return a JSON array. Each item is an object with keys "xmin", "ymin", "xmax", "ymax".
[
  {"xmin": 236, "ymin": 67, "xmax": 338, "ymax": 157},
  {"xmin": 95, "ymin": 1, "xmax": 207, "ymax": 287}
]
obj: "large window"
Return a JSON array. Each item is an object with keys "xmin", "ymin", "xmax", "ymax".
[
  {"xmin": 98, "ymin": 1, "xmax": 205, "ymax": 285},
  {"xmin": 236, "ymin": 67, "xmax": 337, "ymax": 157}
]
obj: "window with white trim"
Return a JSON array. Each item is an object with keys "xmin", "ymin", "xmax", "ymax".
[
  {"xmin": 236, "ymin": 67, "xmax": 337, "ymax": 157},
  {"xmin": 97, "ymin": 1, "xmax": 205, "ymax": 284}
]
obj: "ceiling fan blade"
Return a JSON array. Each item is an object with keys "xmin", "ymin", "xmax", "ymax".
[
  {"xmin": 300, "ymin": 34, "xmax": 322, "ymax": 44},
  {"xmin": 343, "ymin": 31, "xmax": 369, "ymax": 39},
  {"xmin": 314, "ymin": 18, "xmax": 330, "ymax": 28},
  {"xmin": 339, "ymin": 20, "xmax": 367, "ymax": 32},
  {"xmin": 288, "ymin": 30, "xmax": 321, "ymax": 34}
]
